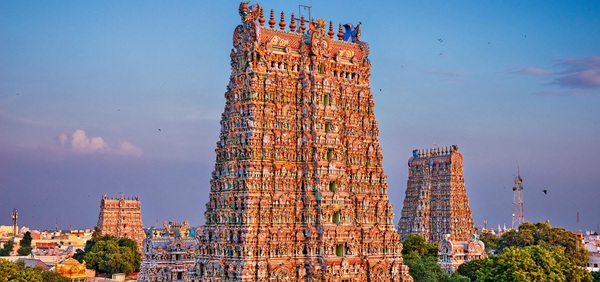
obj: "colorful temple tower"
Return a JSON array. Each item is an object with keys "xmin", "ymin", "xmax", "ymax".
[
  {"xmin": 97, "ymin": 194, "xmax": 145, "ymax": 251},
  {"xmin": 138, "ymin": 221, "xmax": 198, "ymax": 282},
  {"xmin": 398, "ymin": 145, "xmax": 476, "ymax": 243},
  {"xmin": 193, "ymin": 3, "xmax": 412, "ymax": 281}
]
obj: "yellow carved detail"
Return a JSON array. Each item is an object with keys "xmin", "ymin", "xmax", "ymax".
[{"xmin": 270, "ymin": 36, "xmax": 289, "ymax": 47}]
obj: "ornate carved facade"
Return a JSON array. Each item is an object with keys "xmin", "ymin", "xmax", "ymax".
[
  {"xmin": 97, "ymin": 194, "xmax": 145, "ymax": 252},
  {"xmin": 138, "ymin": 221, "xmax": 198, "ymax": 282},
  {"xmin": 192, "ymin": 3, "xmax": 411, "ymax": 281},
  {"xmin": 438, "ymin": 234, "xmax": 486, "ymax": 273},
  {"xmin": 398, "ymin": 146, "xmax": 476, "ymax": 243}
]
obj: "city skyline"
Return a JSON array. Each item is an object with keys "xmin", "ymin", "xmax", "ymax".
[{"xmin": 1, "ymin": 1, "xmax": 599, "ymax": 232}]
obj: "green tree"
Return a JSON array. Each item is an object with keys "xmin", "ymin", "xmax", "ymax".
[
  {"xmin": 16, "ymin": 232, "xmax": 32, "ymax": 256},
  {"xmin": 402, "ymin": 234, "xmax": 438, "ymax": 257},
  {"xmin": 0, "ymin": 241, "xmax": 14, "ymax": 256},
  {"xmin": 0, "ymin": 259, "xmax": 18, "ymax": 282},
  {"xmin": 497, "ymin": 222, "xmax": 589, "ymax": 266},
  {"xmin": 404, "ymin": 253, "xmax": 450, "ymax": 282},
  {"xmin": 478, "ymin": 231, "xmax": 497, "ymax": 253},
  {"xmin": 456, "ymin": 258, "xmax": 490, "ymax": 282},
  {"xmin": 41, "ymin": 270, "xmax": 69, "ymax": 282},
  {"xmin": 592, "ymin": 271, "xmax": 600, "ymax": 282},
  {"xmin": 7, "ymin": 266, "xmax": 42, "ymax": 282},
  {"xmin": 477, "ymin": 245, "xmax": 593, "ymax": 282},
  {"xmin": 74, "ymin": 226, "xmax": 103, "ymax": 263},
  {"xmin": 83, "ymin": 235, "xmax": 141, "ymax": 276}
]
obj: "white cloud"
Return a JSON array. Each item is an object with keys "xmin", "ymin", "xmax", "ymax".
[
  {"xmin": 56, "ymin": 129, "xmax": 142, "ymax": 157},
  {"xmin": 116, "ymin": 141, "xmax": 143, "ymax": 157}
]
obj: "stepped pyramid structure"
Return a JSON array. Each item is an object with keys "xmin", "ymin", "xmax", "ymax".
[
  {"xmin": 397, "ymin": 145, "xmax": 476, "ymax": 243},
  {"xmin": 97, "ymin": 194, "xmax": 145, "ymax": 251},
  {"xmin": 192, "ymin": 3, "xmax": 412, "ymax": 281}
]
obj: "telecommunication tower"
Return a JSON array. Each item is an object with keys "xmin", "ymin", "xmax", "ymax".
[
  {"xmin": 512, "ymin": 168, "xmax": 524, "ymax": 229},
  {"xmin": 11, "ymin": 208, "xmax": 18, "ymax": 237}
]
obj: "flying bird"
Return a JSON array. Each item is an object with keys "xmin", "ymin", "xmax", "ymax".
[
  {"xmin": 158, "ymin": 129, "xmax": 162, "ymax": 132},
  {"xmin": 438, "ymin": 38, "xmax": 443, "ymax": 43},
  {"xmin": 542, "ymin": 189, "xmax": 548, "ymax": 194},
  {"xmin": 488, "ymin": 41, "xmax": 491, "ymax": 44},
  {"xmin": 438, "ymin": 52, "xmax": 443, "ymax": 55}
]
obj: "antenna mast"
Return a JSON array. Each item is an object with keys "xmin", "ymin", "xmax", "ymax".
[
  {"xmin": 298, "ymin": 1, "xmax": 312, "ymax": 22},
  {"xmin": 512, "ymin": 167, "xmax": 525, "ymax": 229},
  {"xmin": 11, "ymin": 208, "xmax": 18, "ymax": 238}
]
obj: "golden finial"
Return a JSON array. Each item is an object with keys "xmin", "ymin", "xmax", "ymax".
[
  {"xmin": 328, "ymin": 21, "xmax": 334, "ymax": 38},
  {"xmin": 269, "ymin": 9, "xmax": 275, "ymax": 28},
  {"xmin": 300, "ymin": 15, "xmax": 306, "ymax": 33},
  {"xmin": 290, "ymin": 13, "xmax": 297, "ymax": 31},
  {"xmin": 259, "ymin": 7, "xmax": 265, "ymax": 26},
  {"xmin": 279, "ymin": 11, "xmax": 286, "ymax": 30},
  {"xmin": 337, "ymin": 23, "xmax": 344, "ymax": 40}
]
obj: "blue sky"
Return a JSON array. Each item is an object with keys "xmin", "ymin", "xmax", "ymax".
[{"xmin": 1, "ymin": 1, "xmax": 599, "ymax": 232}]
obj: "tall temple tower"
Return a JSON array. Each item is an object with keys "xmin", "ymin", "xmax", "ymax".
[
  {"xmin": 97, "ymin": 194, "xmax": 145, "ymax": 251},
  {"xmin": 398, "ymin": 145, "xmax": 476, "ymax": 243},
  {"xmin": 193, "ymin": 3, "xmax": 412, "ymax": 281}
]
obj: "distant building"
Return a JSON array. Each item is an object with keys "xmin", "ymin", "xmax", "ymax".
[
  {"xmin": 438, "ymin": 234, "xmax": 486, "ymax": 273},
  {"xmin": 137, "ymin": 221, "xmax": 197, "ymax": 282},
  {"xmin": 97, "ymin": 195, "xmax": 145, "ymax": 252},
  {"xmin": 583, "ymin": 231, "xmax": 600, "ymax": 272},
  {"xmin": 16, "ymin": 258, "xmax": 51, "ymax": 271},
  {"xmin": 398, "ymin": 145, "xmax": 477, "ymax": 243}
]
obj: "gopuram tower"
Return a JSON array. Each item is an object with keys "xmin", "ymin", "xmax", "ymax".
[
  {"xmin": 193, "ymin": 3, "xmax": 412, "ymax": 281},
  {"xmin": 397, "ymin": 145, "xmax": 476, "ymax": 243},
  {"xmin": 97, "ymin": 194, "xmax": 145, "ymax": 251}
]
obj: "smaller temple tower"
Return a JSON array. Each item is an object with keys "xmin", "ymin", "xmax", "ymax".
[
  {"xmin": 97, "ymin": 194, "xmax": 145, "ymax": 251},
  {"xmin": 398, "ymin": 145, "xmax": 476, "ymax": 243}
]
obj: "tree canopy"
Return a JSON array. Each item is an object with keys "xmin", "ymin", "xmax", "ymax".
[
  {"xmin": 476, "ymin": 245, "xmax": 592, "ymax": 282},
  {"xmin": 401, "ymin": 234, "xmax": 470, "ymax": 282},
  {"xmin": 0, "ymin": 258, "xmax": 68, "ymax": 282},
  {"xmin": 82, "ymin": 235, "xmax": 141, "ymax": 276},
  {"xmin": 498, "ymin": 222, "xmax": 589, "ymax": 266},
  {"xmin": 16, "ymin": 232, "xmax": 32, "ymax": 256},
  {"xmin": 0, "ymin": 241, "xmax": 14, "ymax": 256}
]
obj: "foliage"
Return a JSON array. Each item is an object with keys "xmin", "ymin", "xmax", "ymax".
[
  {"xmin": 7, "ymin": 267, "xmax": 43, "ymax": 282},
  {"xmin": 456, "ymin": 258, "xmax": 491, "ymax": 282},
  {"xmin": 0, "ymin": 259, "xmax": 18, "ymax": 282},
  {"xmin": 592, "ymin": 271, "xmax": 600, "ymax": 282},
  {"xmin": 497, "ymin": 222, "xmax": 588, "ymax": 266},
  {"xmin": 41, "ymin": 271, "xmax": 69, "ymax": 282},
  {"xmin": 16, "ymin": 232, "xmax": 32, "ymax": 256},
  {"xmin": 402, "ymin": 234, "xmax": 438, "ymax": 257},
  {"xmin": 478, "ymin": 231, "xmax": 498, "ymax": 253},
  {"xmin": 0, "ymin": 259, "xmax": 66, "ymax": 282},
  {"xmin": 74, "ymin": 226, "xmax": 102, "ymax": 263},
  {"xmin": 404, "ymin": 253, "xmax": 450, "ymax": 282},
  {"xmin": 83, "ymin": 235, "xmax": 141, "ymax": 276},
  {"xmin": 477, "ymin": 245, "xmax": 593, "ymax": 282},
  {"xmin": 0, "ymin": 241, "xmax": 14, "ymax": 256}
]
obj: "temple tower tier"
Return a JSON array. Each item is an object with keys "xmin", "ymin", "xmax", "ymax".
[
  {"xmin": 192, "ymin": 3, "xmax": 412, "ymax": 282},
  {"xmin": 398, "ymin": 145, "xmax": 476, "ymax": 243}
]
